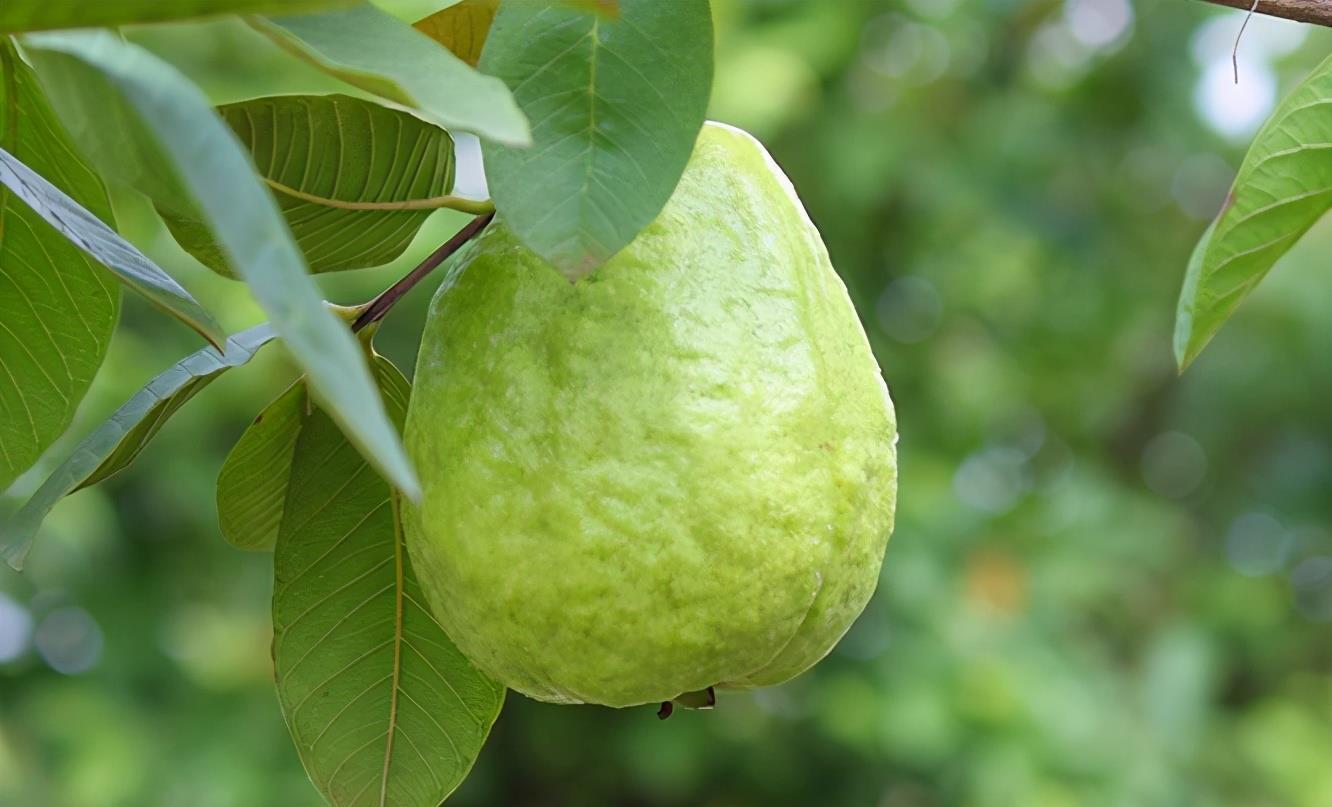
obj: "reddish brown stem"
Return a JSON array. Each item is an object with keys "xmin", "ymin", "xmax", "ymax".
[{"xmin": 351, "ymin": 211, "xmax": 494, "ymax": 333}]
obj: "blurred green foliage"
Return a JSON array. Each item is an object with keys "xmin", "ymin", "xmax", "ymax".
[{"xmin": 3, "ymin": 1, "xmax": 1332, "ymax": 805}]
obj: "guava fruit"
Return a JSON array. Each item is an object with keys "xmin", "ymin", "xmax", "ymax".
[{"xmin": 403, "ymin": 121, "xmax": 897, "ymax": 709}]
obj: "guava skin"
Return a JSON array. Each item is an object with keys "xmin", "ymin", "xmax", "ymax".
[{"xmin": 404, "ymin": 122, "xmax": 897, "ymax": 708}]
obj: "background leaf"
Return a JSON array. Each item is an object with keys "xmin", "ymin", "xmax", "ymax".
[
  {"xmin": 560, "ymin": 0, "xmax": 620, "ymax": 17},
  {"xmin": 164, "ymin": 94, "xmax": 455, "ymax": 276},
  {"xmin": 0, "ymin": 146, "xmax": 224, "ymax": 347},
  {"xmin": 478, "ymin": 0, "xmax": 713, "ymax": 279},
  {"xmin": 253, "ymin": 3, "xmax": 529, "ymax": 146},
  {"xmin": 22, "ymin": 30, "xmax": 420, "ymax": 500},
  {"xmin": 0, "ymin": 0, "xmax": 355, "ymax": 33},
  {"xmin": 0, "ymin": 42, "xmax": 119, "ymax": 493},
  {"xmin": 0, "ymin": 324, "xmax": 276, "ymax": 569},
  {"xmin": 216, "ymin": 381, "xmax": 305, "ymax": 551},
  {"xmin": 274, "ymin": 357, "xmax": 504, "ymax": 806},
  {"xmin": 1175, "ymin": 54, "xmax": 1332, "ymax": 369},
  {"xmin": 413, "ymin": 0, "xmax": 497, "ymax": 67}
]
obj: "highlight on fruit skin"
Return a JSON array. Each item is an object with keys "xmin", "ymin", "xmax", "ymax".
[{"xmin": 403, "ymin": 121, "xmax": 898, "ymax": 709}]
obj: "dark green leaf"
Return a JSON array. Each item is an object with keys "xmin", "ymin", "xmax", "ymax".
[
  {"xmin": 0, "ymin": 146, "xmax": 225, "ymax": 348},
  {"xmin": 24, "ymin": 39, "xmax": 195, "ymax": 216},
  {"xmin": 0, "ymin": 42, "xmax": 119, "ymax": 493},
  {"xmin": 22, "ymin": 31, "xmax": 420, "ymax": 500},
  {"xmin": 0, "ymin": 324, "xmax": 276, "ymax": 569},
  {"xmin": 216, "ymin": 381, "xmax": 305, "ymax": 551},
  {"xmin": 165, "ymin": 94, "xmax": 457, "ymax": 276},
  {"xmin": 253, "ymin": 3, "xmax": 529, "ymax": 146},
  {"xmin": 0, "ymin": 0, "xmax": 355, "ymax": 34},
  {"xmin": 274, "ymin": 357, "xmax": 504, "ymax": 806},
  {"xmin": 479, "ymin": 0, "xmax": 713, "ymax": 279},
  {"xmin": 1175, "ymin": 54, "xmax": 1332, "ymax": 370}
]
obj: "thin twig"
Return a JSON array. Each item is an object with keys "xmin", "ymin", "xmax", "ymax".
[
  {"xmin": 1197, "ymin": 0, "xmax": 1332, "ymax": 28},
  {"xmin": 1234, "ymin": 0, "xmax": 1261, "ymax": 83},
  {"xmin": 351, "ymin": 212, "xmax": 494, "ymax": 333}
]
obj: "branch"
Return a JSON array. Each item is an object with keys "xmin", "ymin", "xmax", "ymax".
[
  {"xmin": 1197, "ymin": 0, "xmax": 1332, "ymax": 27},
  {"xmin": 352, "ymin": 211, "xmax": 494, "ymax": 333}
]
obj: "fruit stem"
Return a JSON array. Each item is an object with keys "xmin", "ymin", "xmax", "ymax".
[{"xmin": 351, "ymin": 211, "xmax": 495, "ymax": 333}]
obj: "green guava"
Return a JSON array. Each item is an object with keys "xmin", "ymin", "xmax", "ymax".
[{"xmin": 403, "ymin": 122, "xmax": 897, "ymax": 708}]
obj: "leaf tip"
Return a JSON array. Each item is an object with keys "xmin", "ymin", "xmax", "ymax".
[
  {"xmin": 1, "ymin": 541, "xmax": 29, "ymax": 572},
  {"xmin": 395, "ymin": 470, "xmax": 423, "ymax": 504}
]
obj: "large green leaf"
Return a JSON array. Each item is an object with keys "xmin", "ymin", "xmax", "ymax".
[
  {"xmin": 0, "ymin": 146, "xmax": 225, "ymax": 347},
  {"xmin": 478, "ymin": 0, "xmax": 713, "ymax": 279},
  {"xmin": 165, "ymin": 94, "xmax": 458, "ymax": 276},
  {"xmin": 253, "ymin": 3, "xmax": 529, "ymax": 147},
  {"xmin": 1175, "ymin": 54, "xmax": 1332, "ymax": 370},
  {"xmin": 0, "ymin": 324, "xmax": 276, "ymax": 569},
  {"xmin": 22, "ymin": 31, "xmax": 420, "ymax": 500},
  {"xmin": 0, "ymin": 0, "xmax": 355, "ymax": 33},
  {"xmin": 274, "ymin": 357, "xmax": 504, "ymax": 806},
  {"xmin": 0, "ymin": 42, "xmax": 119, "ymax": 493},
  {"xmin": 216, "ymin": 381, "xmax": 305, "ymax": 551}
]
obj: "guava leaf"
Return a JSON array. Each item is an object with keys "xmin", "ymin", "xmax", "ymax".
[
  {"xmin": 0, "ymin": 0, "xmax": 355, "ymax": 34},
  {"xmin": 1175, "ymin": 53, "xmax": 1332, "ymax": 370},
  {"xmin": 216, "ymin": 381, "xmax": 305, "ymax": 551},
  {"xmin": 274, "ymin": 356, "xmax": 504, "ymax": 806},
  {"xmin": 478, "ymin": 0, "xmax": 713, "ymax": 279},
  {"xmin": 0, "ymin": 42, "xmax": 119, "ymax": 494},
  {"xmin": 22, "ymin": 30, "xmax": 420, "ymax": 500},
  {"xmin": 0, "ymin": 147, "xmax": 224, "ymax": 348},
  {"xmin": 0, "ymin": 324, "xmax": 277, "ymax": 570},
  {"xmin": 413, "ymin": 0, "xmax": 497, "ymax": 67},
  {"xmin": 253, "ymin": 3, "xmax": 529, "ymax": 146},
  {"xmin": 163, "ymin": 94, "xmax": 456, "ymax": 276}
]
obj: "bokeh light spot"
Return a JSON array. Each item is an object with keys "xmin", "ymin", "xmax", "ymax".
[
  {"xmin": 34, "ymin": 606, "xmax": 104, "ymax": 675},
  {"xmin": 0, "ymin": 593, "xmax": 33, "ymax": 664},
  {"xmin": 1225, "ymin": 513, "xmax": 1293, "ymax": 577},
  {"xmin": 1064, "ymin": 0, "xmax": 1133, "ymax": 49},
  {"xmin": 1289, "ymin": 557, "xmax": 1332, "ymax": 622},
  {"xmin": 953, "ymin": 447, "xmax": 1030, "ymax": 513},
  {"xmin": 1141, "ymin": 431, "xmax": 1208, "ymax": 499}
]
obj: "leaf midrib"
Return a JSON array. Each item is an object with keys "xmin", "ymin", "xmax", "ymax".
[{"xmin": 379, "ymin": 491, "xmax": 407, "ymax": 807}]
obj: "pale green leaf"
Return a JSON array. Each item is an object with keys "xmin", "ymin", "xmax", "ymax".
[
  {"xmin": 22, "ymin": 30, "xmax": 420, "ymax": 500},
  {"xmin": 253, "ymin": 3, "xmax": 529, "ymax": 146},
  {"xmin": 164, "ymin": 94, "xmax": 457, "ymax": 276},
  {"xmin": 1174, "ymin": 219, "xmax": 1215, "ymax": 371},
  {"xmin": 0, "ymin": 146, "xmax": 225, "ymax": 348},
  {"xmin": 1176, "ymin": 54, "xmax": 1332, "ymax": 369},
  {"xmin": 0, "ymin": 42, "xmax": 118, "ymax": 493},
  {"xmin": 0, "ymin": 0, "xmax": 355, "ymax": 34},
  {"xmin": 216, "ymin": 381, "xmax": 305, "ymax": 551},
  {"xmin": 372, "ymin": 0, "xmax": 459, "ymax": 22},
  {"xmin": 1, "ymin": 324, "xmax": 277, "ymax": 570},
  {"xmin": 274, "ymin": 357, "xmax": 504, "ymax": 806},
  {"xmin": 479, "ymin": 0, "xmax": 713, "ymax": 279}
]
